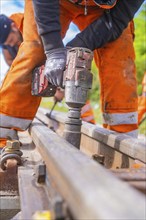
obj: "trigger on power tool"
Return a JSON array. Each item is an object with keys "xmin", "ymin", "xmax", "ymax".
[{"xmin": 31, "ymin": 65, "xmax": 57, "ymax": 97}]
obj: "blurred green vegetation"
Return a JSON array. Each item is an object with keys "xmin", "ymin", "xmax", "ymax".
[
  {"xmin": 134, "ymin": 3, "xmax": 146, "ymax": 95},
  {"xmin": 41, "ymin": 4, "xmax": 146, "ymax": 135},
  {"xmin": 139, "ymin": 119, "xmax": 146, "ymax": 135}
]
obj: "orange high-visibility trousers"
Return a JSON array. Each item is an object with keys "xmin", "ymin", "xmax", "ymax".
[
  {"xmin": 0, "ymin": 0, "xmax": 138, "ymax": 147},
  {"xmin": 81, "ymin": 100, "xmax": 95, "ymax": 124},
  {"xmin": 0, "ymin": 0, "xmax": 45, "ymax": 147}
]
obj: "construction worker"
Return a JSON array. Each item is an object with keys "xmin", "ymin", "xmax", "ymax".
[
  {"xmin": 0, "ymin": 10, "xmax": 95, "ymax": 151},
  {"xmin": 138, "ymin": 72, "xmax": 146, "ymax": 125},
  {"xmin": 0, "ymin": 0, "xmax": 144, "ymax": 153},
  {"xmin": 0, "ymin": 14, "xmax": 95, "ymax": 126},
  {"xmin": 0, "ymin": 14, "xmax": 95, "ymax": 123},
  {"xmin": 0, "ymin": 14, "xmax": 23, "ymax": 66}
]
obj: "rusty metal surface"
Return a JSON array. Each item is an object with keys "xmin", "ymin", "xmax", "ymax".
[
  {"xmin": 1, "ymin": 118, "xmax": 146, "ymax": 219},
  {"xmin": 19, "ymin": 166, "xmax": 66, "ymax": 220},
  {"xmin": 0, "ymin": 164, "xmax": 20, "ymax": 220},
  {"xmin": 0, "ymin": 131, "xmax": 33, "ymax": 220},
  {"xmin": 0, "ymin": 167, "xmax": 18, "ymax": 194},
  {"xmin": 18, "ymin": 167, "xmax": 51, "ymax": 220},
  {"xmin": 30, "ymin": 118, "xmax": 146, "ymax": 220},
  {"xmin": 38, "ymin": 108, "xmax": 146, "ymax": 164}
]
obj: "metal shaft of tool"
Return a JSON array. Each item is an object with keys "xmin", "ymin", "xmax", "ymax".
[
  {"xmin": 64, "ymin": 108, "xmax": 82, "ymax": 148},
  {"xmin": 48, "ymin": 100, "xmax": 58, "ymax": 118}
]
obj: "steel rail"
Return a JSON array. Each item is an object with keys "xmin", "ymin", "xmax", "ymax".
[
  {"xmin": 30, "ymin": 118, "xmax": 145, "ymax": 220},
  {"xmin": 37, "ymin": 107, "xmax": 146, "ymax": 165}
]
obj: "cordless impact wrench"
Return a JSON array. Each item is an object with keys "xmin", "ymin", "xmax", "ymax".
[{"xmin": 32, "ymin": 47, "xmax": 93, "ymax": 148}]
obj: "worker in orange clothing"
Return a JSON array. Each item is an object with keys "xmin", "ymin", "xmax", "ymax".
[
  {"xmin": 138, "ymin": 72, "xmax": 146, "ymax": 125},
  {"xmin": 81, "ymin": 100, "xmax": 95, "ymax": 124},
  {"xmin": 0, "ymin": 0, "xmax": 144, "ymax": 154},
  {"xmin": 0, "ymin": 10, "xmax": 95, "ymax": 150},
  {"xmin": 0, "ymin": 14, "xmax": 95, "ymax": 125},
  {"xmin": 0, "ymin": 14, "xmax": 23, "ymax": 66}
]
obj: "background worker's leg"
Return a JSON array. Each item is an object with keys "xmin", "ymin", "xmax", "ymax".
[
  {"xmin": 94, "ymin": 22, "xmax": 138, "ymax": 137},
  {"xmin": 81, "ymin": 100, "xmax": 95, "ymax": 124},
  {"xmin": 0, "ymin": 0, "xmax": 45, "ymax": 148}
]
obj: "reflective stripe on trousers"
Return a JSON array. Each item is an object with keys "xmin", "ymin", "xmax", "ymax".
[
  {"xmin": 0, "ymin": 128, "xmax": 19, "ymax": 140},
  {"xmin": 102, "ymin": 112, "xmax": 138, "ymax": 137},
  {"xmin": 102, "ymin": 112, "xmax": 137, "ymax": 125},
  {"xmin": 0, "ymin": 113, "xmax": 32, "ymax": 139}
]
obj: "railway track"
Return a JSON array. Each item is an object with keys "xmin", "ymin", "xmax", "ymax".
[{"xmin": 0, "ymin": 107, "xmax": 146, "ymax": 220}]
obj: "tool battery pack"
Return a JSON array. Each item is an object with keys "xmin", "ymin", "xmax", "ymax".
[{"xmin": 32, "ymin": 65, "xmax": 56, "ymax": 97}]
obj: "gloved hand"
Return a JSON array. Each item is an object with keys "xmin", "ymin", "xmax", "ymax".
[{"xmin": 44, "ymin": 48, "xmax": 67, "ymax": 88}]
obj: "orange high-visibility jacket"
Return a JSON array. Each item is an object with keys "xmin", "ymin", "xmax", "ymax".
[{"xmin": 0, "ymin": 0, "xmax": 140, "ymax": 148}]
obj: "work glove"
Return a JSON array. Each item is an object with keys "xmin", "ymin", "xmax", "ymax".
[{"xmin": 44, "ymin": 48, "xmax": 67, "ymax": 88}]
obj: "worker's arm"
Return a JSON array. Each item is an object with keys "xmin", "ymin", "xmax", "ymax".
[
  {"xmin": 67, "ymin": 0, "xmax": 145, "ymax": 50},
  {"xmin": 32, "ymin": 0, "xmax": 144, "ymax": 51},
  {"xmin": 2, "ymin": 48, "xmax": 14, "ymax": 66},
  {"xmin": 32, "ymin": 0, "xmax": 63, "ymax": 51},
  {"xmin": 32, "ymin": 0, "xmax": 144, "ymax": 87},
  {"xmin": 32, "ymin": 0, "xmax": 65, "ymax": 87}
]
